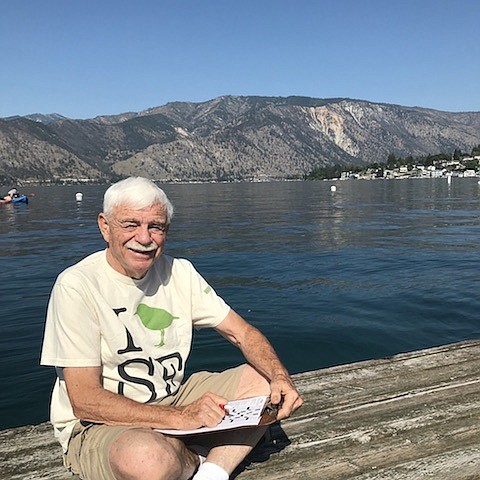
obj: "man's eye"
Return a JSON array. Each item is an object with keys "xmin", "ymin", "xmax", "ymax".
[
  {"xmin": 150, "ymin": 225, "xmax": 167, "ymax": 233},
  {"xmin": 122, "ymin": 224, "xmax": 137, "ymax": 231}
]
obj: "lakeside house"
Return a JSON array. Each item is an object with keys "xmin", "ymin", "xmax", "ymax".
[{"xmin": 340, "ymin": 155, "xmax": 480, "ymax": 181}]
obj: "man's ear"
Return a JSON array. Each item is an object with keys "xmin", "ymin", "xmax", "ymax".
[{"xmin": 98, "ymin": 213, "xmax": 110, "ymax": 243}]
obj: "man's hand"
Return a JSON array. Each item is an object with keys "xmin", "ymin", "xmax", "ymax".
[
  {"xmin": 178, "ymin": 392, "xmax": 228, "ymax": 429},
  {"xmin": 62, "ymin": 367, "xmax": 231, "ymax": 431},
  {"xmin": 269, "ymin": 372, "xmax": 303, "ymax": 420}
]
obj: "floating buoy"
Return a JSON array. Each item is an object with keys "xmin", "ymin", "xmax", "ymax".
[
  {"xmin": 330, "ymin": 185, "xmax": 337, "ymax": 192},
  {"xmin": 75, "ymin": 192, "xmax": 83, "ymax": 201}
]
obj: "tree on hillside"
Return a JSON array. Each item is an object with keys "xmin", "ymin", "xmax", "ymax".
[
  {"xmin": 463, "ymin": 158, "xmax": 479, "ymax": 170},
  {"xmin": 386, "ymin": 153, "xmax": 397, "ymax": 168}
]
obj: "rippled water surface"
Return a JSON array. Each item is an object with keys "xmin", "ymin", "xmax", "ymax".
[{"xmin": 1, "ymin": 178, "xmax": 480, "ymax": 429}]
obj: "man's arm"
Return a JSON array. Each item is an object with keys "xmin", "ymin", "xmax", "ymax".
[
  {"xmin": 214, "ymin": 309, "xmax": 303, "ymax": 419},
  {"xmin": 62, "ymin": 366, "xmax": 227, "ymax": 429}
]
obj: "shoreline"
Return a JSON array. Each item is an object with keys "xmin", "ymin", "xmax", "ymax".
[{"xmin": 3, "ymin": 173, "xmax": 480, "ymax": 188}]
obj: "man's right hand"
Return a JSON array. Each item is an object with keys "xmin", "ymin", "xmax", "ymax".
[
  {"xmin": 63, "ymin": 366, "xmax": 229, "ymax": 431},
  {"xmin": 178, "ymin": 392, "xmax": 228, "ymax": 429}
]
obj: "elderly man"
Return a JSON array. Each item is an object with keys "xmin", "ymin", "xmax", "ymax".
[{"xmin": 41, "ymin": 177, "xmax": 302, "ymax": 480}]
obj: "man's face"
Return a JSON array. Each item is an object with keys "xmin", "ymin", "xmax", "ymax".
[{"xmin": 98, "ymin": 202, "xmax": 169, "ymax": 279}]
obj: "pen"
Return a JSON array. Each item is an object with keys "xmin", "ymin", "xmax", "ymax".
[{"xmin": 219, "ymin": 404, "xmax": 230, "ymax": 415}]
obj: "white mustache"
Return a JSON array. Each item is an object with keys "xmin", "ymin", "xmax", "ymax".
[{"xmin": 126, "ymin": 240, "xmax": 159, "ymax": 253}]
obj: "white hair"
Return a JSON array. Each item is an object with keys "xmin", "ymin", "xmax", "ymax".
[{"xmin": 103, "ymin": 177, "xmax": 174, "ymax": 223}]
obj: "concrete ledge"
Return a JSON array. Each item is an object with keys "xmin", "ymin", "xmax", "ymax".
[
  {"xmin": 2, "ymin": 339, "xmax": 480, "ymax": 479},
  {"xmin": 241, "ymin": 339, "xmax": 480, "ymax": 479}
]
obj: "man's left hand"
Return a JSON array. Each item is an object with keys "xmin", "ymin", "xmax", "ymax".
[{"xmin": 269, "ymin": 373, "xmax": 303, "ymax": 420}]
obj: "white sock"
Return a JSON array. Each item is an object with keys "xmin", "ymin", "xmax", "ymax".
[{"xmin": 192, "ymin": 461, "xmax": 229, "ymax": 480}]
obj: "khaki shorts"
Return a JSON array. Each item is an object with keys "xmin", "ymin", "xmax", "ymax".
[{"xmin": 64, "ymin": 365, "xmax": 245, "ymax": 480}]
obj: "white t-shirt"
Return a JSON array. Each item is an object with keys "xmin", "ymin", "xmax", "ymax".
[{"xmin": 41, "ymin": 250, "xmax": 230, "ymax": 451}]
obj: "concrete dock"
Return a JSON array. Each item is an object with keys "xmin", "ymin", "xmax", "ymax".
[{"xmin": 1, "ymin": 339, "xmax": 480, "ymax": 479}]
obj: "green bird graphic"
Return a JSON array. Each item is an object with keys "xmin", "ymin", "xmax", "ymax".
[{"xmin": 135, "ymin": 303, "xmax": 179, "ymax": 347}]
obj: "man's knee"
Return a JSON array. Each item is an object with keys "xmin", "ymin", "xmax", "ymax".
[
  {"xmin": 109, "ymin": 429, "xmax": 183, "ymax": 480},
  {"xmin": 235, "ymin": 364, "xmax": 271, "ymax": 398}
]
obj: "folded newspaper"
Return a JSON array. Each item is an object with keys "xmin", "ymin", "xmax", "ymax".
[{"xmin": 157, "ymin": 395, "xmax": 278, "ymax": 435}]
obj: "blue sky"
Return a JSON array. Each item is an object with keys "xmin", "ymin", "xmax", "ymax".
[{"xmin": 1, "ymin": 0, "xmax": 479, "ymax": 118}]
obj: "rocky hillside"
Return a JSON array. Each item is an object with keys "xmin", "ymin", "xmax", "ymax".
[{"xmin": 1, "ymin": 96, "xmax": 479, "ymax": 183}]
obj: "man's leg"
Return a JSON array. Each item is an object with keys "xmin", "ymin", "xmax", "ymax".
[
  {"xmin": 109, "ymin": 428, "xmax": 199, "ymax": 480},
  {"xmin": 65, "ymin": 423, "xmax": 199, "ymax": 480},
  {"xmin": 193, "ymin": 365, "xmax": 271, "ymax": 478}
]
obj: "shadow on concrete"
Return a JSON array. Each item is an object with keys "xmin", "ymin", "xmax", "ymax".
[{"xmin": 231, "ymin": 422, "xmax": 291, "ymax": 478}]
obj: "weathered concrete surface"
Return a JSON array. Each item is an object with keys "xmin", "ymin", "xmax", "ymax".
[
  {"xmin": 0, "ymin": 422, "xmax": 68, "ymax": 480},
  {"xmin": 1, "ymin": 339, "xmax": 480, "ymax": 479},
  {"xmin": 241, "ymin": 339, "xmax": 480, "ymax": 480}
]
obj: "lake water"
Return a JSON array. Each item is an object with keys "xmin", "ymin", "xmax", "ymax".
[{"xmin": 1, "ymin": 178, "xmax": 480, "ymax": 431}]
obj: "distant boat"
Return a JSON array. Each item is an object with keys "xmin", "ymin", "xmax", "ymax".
[
  {"xmin": 12, "ymin": 194, "xmax": 28, "ymax": 204},
  {"xmin": 0, "ymin": 194, "xmax": 28, "ymax": 205}
]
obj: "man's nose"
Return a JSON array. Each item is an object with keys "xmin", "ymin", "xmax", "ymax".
[{"xmin": 135, "ymin": 225, "xmax": 152, "ymax": 244}]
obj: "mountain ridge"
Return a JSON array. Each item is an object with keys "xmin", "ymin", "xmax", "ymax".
[{"xmin": 1, "ymin": 95, "xmax": 479, "ymax": 184}]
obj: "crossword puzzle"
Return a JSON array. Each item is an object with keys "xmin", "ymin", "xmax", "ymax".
[
  {"xmin": 156, "ymin": 395, "xmax": 270, "ymax": 435},
  {"xmin": 225, "ymin": 402, "xmax": 263, "ymax": 423}
]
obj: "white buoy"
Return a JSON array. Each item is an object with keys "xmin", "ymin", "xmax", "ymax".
[
  {"xmin": 330, "ymin": 185, "xmax": 337, "ymax": 192},
  {"xmin": 75, "ymin": 192, "xmax": 83, "ymax": 201},
  {"xmin": 447, "ymin": 174, "xmax": 452, "ymax": 185}
]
